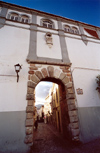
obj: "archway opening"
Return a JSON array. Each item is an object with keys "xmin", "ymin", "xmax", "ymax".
[
  {"xmin": 25, "ymin": 65, "xmax": 80, "ymax": 145},
  {"xmin": 34, "ymin": 78, "xmax": 71, "ymax": 141}
]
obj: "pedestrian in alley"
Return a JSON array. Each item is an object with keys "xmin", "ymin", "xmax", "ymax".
[{"xmin": 33, "ymin": 107, "xmax": 38, "ymax": 130}]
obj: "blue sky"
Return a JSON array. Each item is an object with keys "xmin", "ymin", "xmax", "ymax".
[
  {"xmin": 35, "ymin": 81, "xmax": 53, "ymax": 105},
  {"xmin": 1, "ymin": 0, "xmax": 100, "ymax": 27}
]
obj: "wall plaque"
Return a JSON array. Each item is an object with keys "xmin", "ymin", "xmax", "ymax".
[{"xmin": 76, "ymin": 88, "xmax": 83, "ymax": 95}]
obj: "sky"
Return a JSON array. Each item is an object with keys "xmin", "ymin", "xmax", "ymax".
[
  {"xmin": 35, "ymin": 81, "xmax": 53, "ymax": 105},
  {"xmin": 1, "ymin": 0, "xmax": 100, "ymax": 27}
]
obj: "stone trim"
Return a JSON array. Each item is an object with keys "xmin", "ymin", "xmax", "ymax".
[
  {"xmin": 57, "ymin": 20, "xmax": 71, "ymax": 64},
  {"xmin": 78, "ymin": 24, "xmax": 88, "ymax": 45},
  {"xmin": 25, "ymin": 64, "xmax": 80, "ymax": 145},
  {"xmin": 0, "ymin": 7, "xmax": 8, "ymax": 28},
  {"xmin": 27, "ymin": 13, "xmax": 37, "ymax": 62}
]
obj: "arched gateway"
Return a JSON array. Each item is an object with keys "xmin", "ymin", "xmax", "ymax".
[{"xmin": 24, "ymin": 64, "xmax": 80, "ymax": 145}]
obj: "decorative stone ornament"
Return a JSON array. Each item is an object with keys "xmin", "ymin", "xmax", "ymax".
[{"xmin": 45, "ymin": 32, "xmax": 53, "ymax": 48}]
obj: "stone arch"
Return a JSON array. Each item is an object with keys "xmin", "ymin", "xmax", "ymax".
[{"xmin": 24, "ymin": 64, "xmax": 80, "ymax": 145}]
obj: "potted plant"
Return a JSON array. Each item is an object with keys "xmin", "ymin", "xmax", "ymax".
[{"xmin": 96, "ymin": 75, "xmax": 100, "ymax": 93}]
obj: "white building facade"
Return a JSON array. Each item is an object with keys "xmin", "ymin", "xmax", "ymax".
[{"xmin": 0, "ymin": 1, "xmax": 100, "ymax": 152}]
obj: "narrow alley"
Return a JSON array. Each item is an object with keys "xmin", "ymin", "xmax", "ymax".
[{"xmin": 31, "ymin": 122, "xmax": 100, "ymax": 153}]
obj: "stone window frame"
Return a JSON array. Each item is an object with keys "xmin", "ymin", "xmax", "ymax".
[
  {"xmin": 64, "ymin": 24, "xmax": 79, "ymax": 35},
  {"xmin": 71, "ymin": 26, "xmax": 79, "ymax": 34},
  {"xmin": 7, "ymin": 12, "xmax": 30, "ymax": 24},
  {"xmin": 8, "ymin": 12, "xmax": 19, "ymax": 21},
  {"xmin": 20, "ymin": 14, "xmax": 30, "ymax": 24},
  {"xmin": 40, "ymin": 18, "xmax": 55, "ymax": 29},
  {"xmin": 64, "ymin": 25, "xmax": 71, "ymax": 32}
]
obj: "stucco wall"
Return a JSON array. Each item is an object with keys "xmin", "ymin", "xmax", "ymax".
[
  {"xmin": 66, "ymin": 36, "xmax": 100, "ymax": 142},
  {"xmin": 0, "ymin": 24, "xmax": 30, "ymax": 152},
  {"xmin": 0, "ymin": 25, "xmax": 29, "ymax": 111},
  {"xmin": 0, "ymin": 111, "xmax": 30, "ymax": 153},
  {"xmin": 37, "ymin": 31, "xmax": 62, "ymax": 59}
]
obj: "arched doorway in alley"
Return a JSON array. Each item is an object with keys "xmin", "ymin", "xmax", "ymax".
[{"xmin": 24, "ymin": 65, "xmax": 80, "ymax": 145}]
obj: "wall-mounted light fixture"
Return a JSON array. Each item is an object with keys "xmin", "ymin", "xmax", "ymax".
[{"xmin": 14, "ymin": 64, "xmax": 22, "ymax": 82}]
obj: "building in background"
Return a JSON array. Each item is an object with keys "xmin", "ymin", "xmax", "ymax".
[
  {"xmin": 49, "ymin": 83, "xmax": 62, "ymax": 132},
  {"xmin": 0, "ymin": 1, "xmax": 100, "ymax": 153}
]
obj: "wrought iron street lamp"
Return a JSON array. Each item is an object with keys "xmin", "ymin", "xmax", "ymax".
[{"xmin": 14, "ymin": 64, "xmax": 22, "ymax": 82}]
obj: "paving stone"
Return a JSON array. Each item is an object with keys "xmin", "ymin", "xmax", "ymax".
[
  {"xmin": 26, "ymin": 106, "xmax": 34, "ymax": 112},
  {"xmin": 70, "ymin": 122, "xmax": 79, "ymax": 129},
  {"xmin": 67, "ymin": 99, "xmax": 75, "ymax": 105},
  {"xmin": 59, "ymin": 73, "xmax": 66, "ymax": 80},
  {"xmin": 66, "ymin": 93, "xmax": 75, "ymax": 99},
  {"xmin": 28, "ymin": 81, "xmax": 36, "ymax": 88},
  {"xmin": 70, "ymin": 116, "xmax": 78, "ymax": 123},
  {"xmin": 26, "ymin": 113, "xmax": 33, "ymax": 119},
  {"xmin": 27, "ymin": 100, "xmax": 34, "ymax": 106},
  {"xmin": 71, "ymin": 129, "xmax": 80, "ymax": 137},
  {"xmin": 31, "ymin": 74, "xmax": 40, "ymax": 84},
  {"xmin": 68, "ymin": 104, "xmax": 76, "ymax": 111},
  {"xmin": 47, "ymin": 66, "xmax": 54, "ymax": 77},
  {"xmin": 62, "ymin": 76, "xmax": 69, "ymax": 84},
  {"xmin": 26, "ymin": 94, "xmax": 34, "ymax": 100},
  {"xmin": 24, "ymin": 134, "xmax": 33, "ymax": 144},
  {"xmin": 26, "ymin": 127, "xmax": 33, "ymax": 135},
  {"xmin": 67, "ymin": 88, "xmax": 74, "ymax": 94},
  {"xmin": 41, "ymin": 68, "xmax": 48, "ymax": 78},
  {"xmin": 25, "ymin": 119, "xmax": 34, "ymax": 127},
  {"xmin": 68, "ymin": 110, "xmax": 78, "ymax": 117},
  {"xmin": 27, "ymin": 87, "xmax": 34, "ymax": 94},
  {"xmin": 65, "ymin": 82, "xmax": 73, "ymax": 89},
  {"xmin": 35, "ymin": 71, "xmax": 43, "ymax": 80},
  {"xmin": 29, "ymin": 66, "xmax": 38, "ymax": 70},
  {"xmin": 54, "ymin": 69, "xmax": 61, "ymax": 78},
  {"xmin": 28, "ymin": 71, "xmax": 34, "ymax": 74}
]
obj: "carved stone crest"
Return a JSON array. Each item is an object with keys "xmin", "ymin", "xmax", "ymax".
[{"xmin": 45, "ymin": 32, "xmax": 53, "ymax": 48}]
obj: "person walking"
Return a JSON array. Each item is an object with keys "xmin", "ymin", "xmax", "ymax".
[{"xmin": 33, "ymin": 107, "xmax": 38, "ymax": 130}]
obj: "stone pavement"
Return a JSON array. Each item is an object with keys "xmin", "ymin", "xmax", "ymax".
[{"xmin": 31, "ymin": 123, "xmax": 100, "ymax": 153}]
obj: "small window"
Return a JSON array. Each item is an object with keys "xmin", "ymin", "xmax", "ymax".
[
  {"xmin": 21, "ymin": 15, "xmax": 29, "ymax": 23},
  {"xmin": 42, "ymin": 20, "xmax": 53, "ymax": 29},
  {"xmin": 64, "ymin": 25, "xmax": 70, "ymax": 32},
  {"xmin": 10, "ymin": 13, "xmax": 19, "ymax": 21},
  {"xmin": 71, "ymin": 27, "xmax": 79, "ymax": 34}
]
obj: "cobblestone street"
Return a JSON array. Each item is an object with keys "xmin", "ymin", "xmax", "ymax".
[{"xmin": 31, "ymin": 123, "xmax": 100, "ymax": 153}]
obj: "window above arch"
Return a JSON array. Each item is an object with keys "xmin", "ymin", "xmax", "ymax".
[
  {"xmin": 64, "ymin": 25, "xmax": 70, "ymax": 32},
  {"xmin": 20, "ymin": 15, "xmax": 29, "ymax": 23},
  {"xmin": 10, "ymin": 13, "xmax": 19, "ymax": 21},
  {"xmin": 41, "ymin": 19, "xmax": 54, "ymax": 29},
  {"xmin": 71, "ymin": 26, "xmax": 79, "ymax": 34},
  {"xmin": 64, "ymin": 24, "xmax": 79, "ymax": 35}
]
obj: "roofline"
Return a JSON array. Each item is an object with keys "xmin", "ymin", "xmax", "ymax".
[{"xmin": 0, "ymin": 1, "xmax": 100, "ymax": 29}]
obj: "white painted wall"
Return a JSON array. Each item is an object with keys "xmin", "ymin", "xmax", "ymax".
[
  {"xmin": 72, "ymin": 68, "xmax": 100, "ymax": 107},
  {"xmin": 0, "ymin": 25, "xmax": 30, "ymax": 112},
  {"xmin": 37, "ymin": 31, "xmax": 62, "ymax": 59},
  {"xmin": 37, "ymin": 27, "xmax": 58, "ymax": 34},
  {"xmin": 66, "ymin": 37, "xmax": 100, "ymax": 69},
  {"xmin": 6, "ymin": 21, "xmax": 30, "ymax": 29},
  {"xmin": 66, "ymin": 36, "xmax": 100, "ymax": 107}
]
